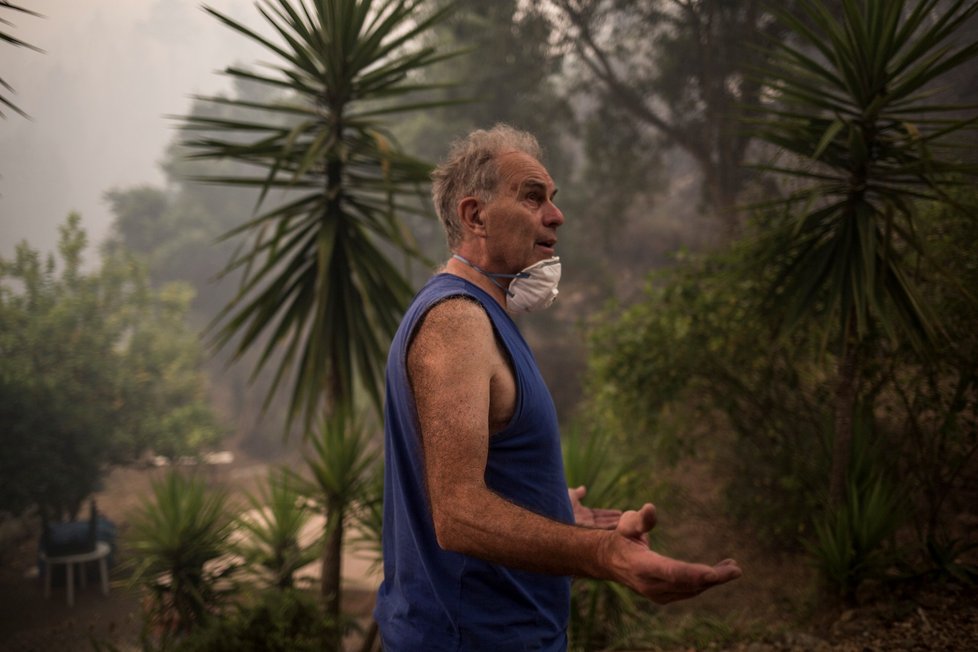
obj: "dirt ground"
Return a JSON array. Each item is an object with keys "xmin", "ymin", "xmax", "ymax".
[
  {"xmin": 0, "ymin": 451, "xmax": 381, "ymax": 652},
  {"xmin": 1, "ymin": 452, "xmax": 976, "ymax": 651}
]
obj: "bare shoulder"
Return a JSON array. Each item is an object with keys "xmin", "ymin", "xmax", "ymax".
[{"xmin": 409, "ymin": 295, "xmax": 494, "ymax": 363}]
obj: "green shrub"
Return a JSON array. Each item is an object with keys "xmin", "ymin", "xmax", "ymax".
[
  {"xmin": 127, "ymin": 471, "xmax": 236, "ymax": 640},
  {"xmin": 235, "ymin": 469, "xmax": 321, "ymax": 590},
  {"xmin": 806, "ymin": 473, "xmax": 903, "ymax": 600},
  {"xmin": 168, "ymin": 588, "xmax": 334, "ymax": 652},
  {"xmin": 562, "ymin": 425, "xmax": 646, "ymax": 651}
]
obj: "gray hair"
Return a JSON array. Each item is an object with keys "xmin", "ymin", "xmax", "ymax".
[{"xmin": 431, "ymin": 124, "xmax": 543, "ymax": 250}]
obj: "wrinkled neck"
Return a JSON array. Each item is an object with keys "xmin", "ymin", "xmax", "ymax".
[{"xmin": 452, "ymin": 254, "xmax": 528, "ymax": 297}]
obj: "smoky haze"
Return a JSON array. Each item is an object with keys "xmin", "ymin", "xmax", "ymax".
[{"xmin": 0, "ymin": 0, "xmax": 275, "ymax": 257}]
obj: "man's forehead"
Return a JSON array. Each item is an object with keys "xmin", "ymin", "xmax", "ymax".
[{"xmin": 497, "ymin": 150, "xmax": 556, "ymax": 189}]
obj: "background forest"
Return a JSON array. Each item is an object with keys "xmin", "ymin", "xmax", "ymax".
[{"xmin": 2, "ymin": 1, "xmax": 977, "ymax": 650}]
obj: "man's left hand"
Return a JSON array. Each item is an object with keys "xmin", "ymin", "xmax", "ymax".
[{"xmin": 569, "ymin": 485, "xmax": 622, "ymax": 529}]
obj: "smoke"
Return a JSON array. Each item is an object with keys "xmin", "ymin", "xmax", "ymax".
[{"xmin": 0, "ymin": 0, "xmax": 272, "ymax": 258}]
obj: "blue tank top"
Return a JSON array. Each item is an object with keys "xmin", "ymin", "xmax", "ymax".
[{"xmin": 375, "ymin": 273, "xmax": 573, "ymax": 651}]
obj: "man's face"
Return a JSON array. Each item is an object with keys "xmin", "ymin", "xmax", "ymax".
[{"xmin": 480, "ymin": 151, "xmax": 564, "ymax": 273}]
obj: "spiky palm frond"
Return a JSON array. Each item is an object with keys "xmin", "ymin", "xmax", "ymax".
[
  {"xmin": 180, "ymin": 0, "xmax": 460, "ymax": 432},
  {"xmin": 236, "ymin": 468, "xmax": 322, "ymax": 589},
  {"xmin": 127, "ymin": 471, "xmax": 236, "ymax": 636},
  {"xmin": 749, "ymin": 0, "xmax": 978, "ymax": 352},
  {"xmin": 0, "ymin": 1, "xmax": 43, "ymax": 118}
]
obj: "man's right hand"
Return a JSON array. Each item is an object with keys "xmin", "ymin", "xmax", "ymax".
[{"xmin": 604, "ymin": 503, "xmax": 742, "ymax": 604}]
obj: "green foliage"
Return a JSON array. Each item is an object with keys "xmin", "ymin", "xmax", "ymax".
[
  {"xmin": 348, "ymin": 461, "xmax": 384, "ymax": 573},
  {"xmin": 235, "ymin": 469, "xmax": 322, "ymax": 590},
  {"xmin": 751, "ymin": 0, "xmax": 978, "ymax": 351},
  {"xmin": 549, "ymin": 0, "xmax": 792, "ymax": 229},
  {"xmin": 562, "ymin": 426, "xmax": 645, "ymax": 651},
  {"xmin": 127, "ymin": 471, "xmax": 236, "ymax": 640},
  {"xmin": 294, "ymin": 412, "xmax": 379, "ymax": 639},
  {"xmin": 301, "ymin": 414, "xmax": 379, "ymax": 514},
  {"xmin": 562, "ymin": 425, "xmax": 642, "ymax": 511},
  {"xmin": 181, "ymin": 0, "xmax": 460, "ymax": 431},
  {"xmin": 807, "ymin": 473, "xmax": 903, "ymax": 599},
  {"xmin": 921, "ymin": 532, "xmax": 978, "ymax": 585},
  {"xmin": 0, "ymin": 215, "xmax": 221, "ymax": 519},
  {"xmin": 585, "ymin": 242, "xmax": 833, "ymax": 545},
  {"xmin": 748, "ymin": 0, "xmax": 978, "ymax": 507},
  {"xmin": 162, "ymin": 588, "xmax": 335, "ymax": 652},
  {"xmin": 806, "ymin": 411, "xmax": 905, "ymax": 599}
]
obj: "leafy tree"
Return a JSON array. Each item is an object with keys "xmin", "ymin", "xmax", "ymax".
[
  {"xmin": 178, "ymin": 0, "xmax": 459, "ymax": 636},
  {"xmin": 547, "ymin": 0, "xmax": 792, "ymax": 231},
  {"xmin": 104, "ymin": 81, "xmax": 293, "ymax": 456},
  {"xmin": 0, "ymin": 0, "xmax": 42, "ymax": 118},
  {"xmin": 584, "ymin": 243, "xmax": 831, "ymax": 546},
  {"xmin": 583, "ymin": 209, "xmax": 977, "ymax": 586},
  {"xmin": 882, "ymin": 189, "xmax": 978, "ymax": 577},
  {"xmin": 749, "ymin": 0, "xmax": 978, "ymax": 505},
  {"xmin": 0, "ymin": 214, "xmax": 221, "ymax": 519}
]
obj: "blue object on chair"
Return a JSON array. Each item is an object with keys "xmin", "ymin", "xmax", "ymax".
[{"xmin": 39, "ymin": 501, "xmax": 118, "ymax": 586}]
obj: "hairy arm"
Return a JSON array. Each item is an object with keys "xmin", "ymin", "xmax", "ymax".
[
  {"xmin": 409, "ymin": 298, "xmax": 741, "ymax": 603},
  {"xmin": 410, "ymin": 297, "xmax": 607, "ymax": 576}
]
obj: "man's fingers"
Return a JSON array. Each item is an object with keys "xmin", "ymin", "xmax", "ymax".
[
  {"xmin": 616, "ymin": 503, "xmax": 657, "ymax": 539},
  {"xmin": 710, "ymin": 559, "xmax": 743, "ymax": 582},
  {"xmin": 632, "ymin": 555, "xmax": 742, "ymax": 604},
  {"xmin": 591, "ymin": 508, "xmax": 623, "ymax": 529}
]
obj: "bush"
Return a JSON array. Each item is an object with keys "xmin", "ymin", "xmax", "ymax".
[
  {"xmin": 168, "ymin": 588, "xmax": 335, "ymax": 652},
  {"xmin": 127, "ymin": 471, "xmax": 236, "ymax": 640}
]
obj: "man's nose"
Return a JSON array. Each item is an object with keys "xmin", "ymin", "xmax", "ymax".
[{"xmin": 543, "ymin": 201, "xmax": 564, "ymax": 227}]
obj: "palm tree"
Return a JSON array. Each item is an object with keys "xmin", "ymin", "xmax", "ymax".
[
  {"xmin": 178, "ymin": 0, "xmax": 459, "ymax": 645},
  {"xmin": 236, "ymin": 469, "xmax": 322, "ymax": 590},
  {"xmin": 184, "ymin": 0, "xmax": 458, "ymax": 430},
  {"xmin": 750, "ymin": 0, "xmax": 978, "ymax": 505},
  {"xmin": 1, "ymin": 1, "xmax": 42, "ymax": 118},
  {"xmin": 296, "ymin": 411, "xmax": 378, "ymax": 637},
  {"xmin": 127, "ymin": 471, "xmax": 236, "ymax": 640}
]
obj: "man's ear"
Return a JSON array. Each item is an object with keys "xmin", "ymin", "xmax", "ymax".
[{"xmin": 458, "ymin": 197, "xmax": 487, "ymax": 237}]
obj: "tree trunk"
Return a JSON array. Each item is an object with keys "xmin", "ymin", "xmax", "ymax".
[
  {"xmin": 321, "ymin": 497, "xmax": 345, "ymax": 650},
  {"xmin": 829, "ymin": 330, "xmax": 859, "ymax": 506}
]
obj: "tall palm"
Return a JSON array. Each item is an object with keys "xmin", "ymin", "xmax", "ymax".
[
  {"xmin": 750, "ymin": 0, "xmax": 978, "ymax": 504},
  {"xmin": 179, "ymin": 3, "xmax": 457, "ymax": 643},
  {"xmin": 180, "ymin": 0, "xmax": 458, "ymax": 432},
  {"xmin": 1, "ymin": 1, "xmax": 43, "ymax": 118}
]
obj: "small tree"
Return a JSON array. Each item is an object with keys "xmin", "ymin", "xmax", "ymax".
[
  {"xmin": 749, "ymin": 0, "xmax": 978, "ymax": 505},
  {"xmin": 0, "ymin": 215, "xmax": 221, "ymax": 520},
  {"xmin": 295, "ymin": 412, "xmax": 378, "ymax": 634},
  {"xmin": 236, "ymin": 469, "xmax": 322, "ymax": 590},
  {"xmin": 128, "ymin": 471, "xmax": 236, "ymax": 641}
]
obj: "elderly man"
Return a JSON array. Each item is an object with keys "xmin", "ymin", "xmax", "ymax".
[{"xmin": 375, "ymin": 125, "xmax": 741, "ymax": 650}]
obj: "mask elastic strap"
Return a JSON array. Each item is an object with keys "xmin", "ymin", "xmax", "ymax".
[{"xmin": 452, "ymin": 254, "xmax": 529, "ymax": 297}]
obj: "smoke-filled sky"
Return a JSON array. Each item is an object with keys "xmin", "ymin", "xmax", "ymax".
[{"xmin": 1, "ymin": 0, "xmax": 276, "ymax": 259}]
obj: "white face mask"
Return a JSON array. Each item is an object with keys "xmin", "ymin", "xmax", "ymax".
[{"xmin": 453, "ymin": 255, "xmax": 561, "ymax": 313}]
